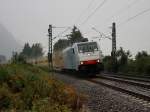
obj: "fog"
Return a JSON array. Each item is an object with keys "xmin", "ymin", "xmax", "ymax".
[{"xmin": 0, "ymin": 0, "xmax": 150, "ymax": 58}]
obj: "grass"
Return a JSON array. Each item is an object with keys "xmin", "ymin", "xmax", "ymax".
[{"xmin": 0, "ymin": 63, "xmax": 86, "ymax": 112}]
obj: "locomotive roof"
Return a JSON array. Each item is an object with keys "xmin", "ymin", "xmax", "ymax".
[
  {"xmin": 62, "ymin": 41, "xmax": 97, "ymax": 52},
  {"xmin": 74, "ymin": 41, "xmax": 97, "ymax": 45}
]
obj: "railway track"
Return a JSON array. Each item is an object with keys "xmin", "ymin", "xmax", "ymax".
[
  {"xmin": 54, "ymin": 69, "xmax": 150, "ymax": 102},
  {"xmin": 55, "ymin": 70, "xmax": 150, "ymax": 102},
  {"xmin": 102, "ymin": 73, "xmax": 150, "ymax": 83},
  {"xmin": 87, "ymin": 77, "xmax": 150, "ymax": 102},
  {"xmin": 97, "ymin": 75, "xmax": 150, "ymax": 89},
  {"xmin": 54, "ymin": 71, "xmax": 150, "ymax": 111}
]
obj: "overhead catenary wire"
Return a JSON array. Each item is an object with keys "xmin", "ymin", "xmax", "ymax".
[
  {"xmin": 92, "ymin": 27, "xmax": 112, "ymax": 40},
  {"xmin": 55, "ymin": 0, "xmax": 108, "ymax": 40},
  {"xmin": 126, "ymin": 8, "xmax": 150, "ymax": 22},
  {"xmin": 53, "ymin": 27, "xmax": 71, "ymax": 40},
  {"xmin": 52, "ymin": 26, "xmax": 70, "ymax": 28},
  {"xmin": 79, "ymin": 0, "xmax": 108, "ymax": 26},
  {"xmin": 95, "ymin": 0, "xmax": 141, "ymax": 28},
  {"xmin": 118, "ymin": 7, "xmax": 150, "ymax": 28},
  {"xmin": 74, "ymin": 0, "xmax": 96, "ymax": 25},
  {"xmin": 107, "ymin": 0, "xmax": 141, "ymax": 22},
  {"xmin": 54, "ymin": 0, "xmax": 96, "ymax": 39}
]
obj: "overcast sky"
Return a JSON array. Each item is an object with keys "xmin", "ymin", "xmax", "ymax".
[{"xmin": 0, "ymin": 0, "xmax": 150, "ymax": 56}]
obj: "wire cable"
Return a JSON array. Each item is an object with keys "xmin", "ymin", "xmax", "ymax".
[
  {"xmin": 74, "ymin": 0, "xmax": 96, "ymax": 25},
  {"xmin": 108, "ymin": 0, "xmax": 141, "ymax": 22},
  {"xmin": 95, "ymin": 0, "xmax": 141, "ymax": 28},
  {"xmin": 53, "ymin": 27, "xmax": 71, "ymax": 40},
  {"xmin": 118, "ymin": 7, "xmax": 150, "ymax": 27},
  {"xmin": 79, "ymin": 0, "xmax": 108, "ymax": 26}
]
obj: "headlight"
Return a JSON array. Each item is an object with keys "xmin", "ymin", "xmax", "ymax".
[
  {"xmin": 80, "ymin": 61, "xmax": 84, "ymax": 64},
  {"xmin": 97, "ymin": 59, "xmax": 100, "ymax": 62}
]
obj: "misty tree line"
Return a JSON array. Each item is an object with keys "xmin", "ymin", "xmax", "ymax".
[
  {"xmin": 21, "ymin": 43, "xmax": 43, "ymax": 59},
  {"xmin": 12, "ymin": 43, "xmax": 43, "ymax": 63},
  {"xmin": 103, "ymin": 48, "xmax": 150, "ymax": 75}
]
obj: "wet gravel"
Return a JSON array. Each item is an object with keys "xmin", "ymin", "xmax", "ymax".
[
  {"xmin": 93, "ymin": 78, "xmax": 150, "ymax": 95},
  {"xmin": 54, "ymin": 73, "xmax": 150, "ymax": 112},
  {"xmin": 98, "ymin": 74, "xmax": 150, "ymax": 86}
]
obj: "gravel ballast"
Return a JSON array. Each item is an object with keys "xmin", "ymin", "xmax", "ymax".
[
  {"xmin": 93, "ymin": 78, "xmax": 150, "ymax": 96},
  {"xmin": 54, "ymin": 73, "xmax": 150, "ymax": 112}
]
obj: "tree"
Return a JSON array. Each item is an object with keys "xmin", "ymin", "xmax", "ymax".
[
  {"xmin": 116, "ymin": 47, "xmax": 131, "ymax": 66},
  {"xmin": 103, "ymin": 47, "xmax": 131, "ymax": 73},
  {"xmin": 31, "ymin": 43, "xmax": 43, "ymax": 59},
  {"xmin": 116, "ymin": 47, "xmax": 131, "ymax": 72},
  {"xmin": 11, "ymin": 51, "xmax": 26, "ymax": 64},
  {"xmin": 68, "ymin": 26, "xmax": 86, "ymax": 44},
  {"xmin": 103, "ymin": 56, "xmax": 112, "ymax": 72},
  {"xmin": 11, "ymin": 43, "xmax": 44, "ymax": 64},
  {"xmin": 21, "ymin": 43, "xmax": 31, "ymax": 58},
  {"xmin": 53, "ymin": 39, "xmax": 70, "ymax": 51},
  {"xmin": 135, "ymin": 51, "xmax": 148, "ymax": 59},
  {"xmin": 53, "ymin": 26, "xmax": 88, "ymax": 51},
  {"xmin": 135, "ymin": 51, "xmax": 150, "ymax": 74}
]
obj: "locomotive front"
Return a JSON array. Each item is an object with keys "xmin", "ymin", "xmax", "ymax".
[{"xmin": 76, "ymin": 42, "xmax": 103, "ymax": 73}]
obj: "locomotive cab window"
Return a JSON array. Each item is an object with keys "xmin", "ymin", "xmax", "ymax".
[{"xmin": 78, "ymin": 42, "xmax": 98, "ymax": 53}]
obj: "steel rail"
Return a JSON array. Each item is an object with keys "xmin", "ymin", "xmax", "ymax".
[
  {"xmin": 88, "ymin": 79, "xmax": 150, "ymax": 102},
  {"xmin": 97, "ymin": 75, "xmax": 150, "ymax": 89}
]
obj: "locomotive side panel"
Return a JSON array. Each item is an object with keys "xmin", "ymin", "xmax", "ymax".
[{"xmin": 62, "ymin": 47, "xmax": 76, "ymax": 70}]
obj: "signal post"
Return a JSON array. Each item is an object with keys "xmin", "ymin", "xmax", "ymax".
[
  {"xmin": 111, "ymin": 22, "xmax": 117, "ymax": 72},
  {"xmin": 48, "ymin": 24, "xmax": 53, "ymax": 71}
]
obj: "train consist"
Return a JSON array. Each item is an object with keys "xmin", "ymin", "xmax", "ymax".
[{"xmin": 61, "ymin": 41, "xmax": 104, "ymax": 74}]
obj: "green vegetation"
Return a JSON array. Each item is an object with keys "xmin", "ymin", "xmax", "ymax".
[
  {"xmin": 54, "ymin": 26, "xmax": 88, "ymax": 51},
  {"xmin": 53, "ymin": 39, "xmax": 70, "ymax": 51},
  {"xmin": 21, "ymin": 43, "xmax": 43, "ymax": 59},
  {"xmin": 103, "ymin": 48, "xmax": 150, "ymax": 75},
  {"xmin": 12, "ymin": 43, "xmax": 44, "ymax": 64},
  {"xmin": 0, "ymin": 64, "xmax": 84, "ymax": 112}
]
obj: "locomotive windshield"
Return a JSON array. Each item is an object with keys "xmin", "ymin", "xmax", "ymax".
[{"xmin": 78, "ymin": 42, "xmax": 98, "ymax": 53}]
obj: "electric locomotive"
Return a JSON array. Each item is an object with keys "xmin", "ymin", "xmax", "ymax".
[{"xmin": 62, "ymin": 41, "xmax": 104, "ymax": 74}]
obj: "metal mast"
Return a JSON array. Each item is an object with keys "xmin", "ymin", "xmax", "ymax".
[{"xmin": 48, "ymin": 24, "xmax": 53, "ymax": 71}]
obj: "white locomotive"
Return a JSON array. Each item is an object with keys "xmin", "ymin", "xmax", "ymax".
[{"xmin": 62, "ymin": 41, "xmax": 104, "ymax": 73}]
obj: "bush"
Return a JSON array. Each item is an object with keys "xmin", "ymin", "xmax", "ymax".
[
  {"xmin": 7, "ymin": 74, "xmax": 25, "ymax": 93},
  {"xmin": 103, "ymin": 50, "xmax": 150, "ymax": 75},
  {"xmin": 0, "ymin": 67, "xmax": 10, "ymax": 85},
  {"xmin": 32, "ymin": 99, "xmax": 71, "ymax": 112},
  {"xmin": 103, "ymin": 56, "xmax": 113, "ymax": 72},
  {"xmin": 0, "ymin": 64, "xmax": 84, "ymax": 111},
  {"xmin": 0, "ymin": 86, "xmax": 12, "ymax": 110}
]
